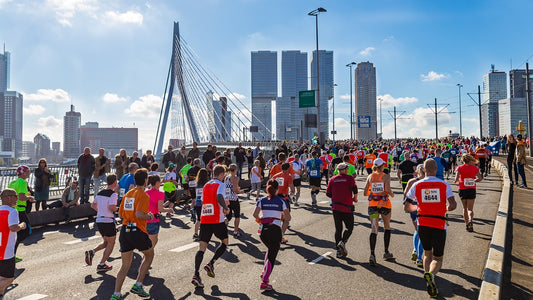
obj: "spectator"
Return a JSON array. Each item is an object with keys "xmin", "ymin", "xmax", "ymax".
[
  {"xmin": 257, "ymin": 152, "xmax": 266, "ymax": 177},
  {"xmin": 141, "ymin": 149, "xmax": 155, "ymax": 169},
  {"xmin": 93, "ymin": 148, "xmax": 109, "ymax": 194},
  {"xmin": 176, "ymin": 146, "xmax": 188, "ymax": 174},
  {"xmin": 49, "ymin": 180, "xmax": 80, "ymax": 223},
  {"xmin": 202, "ymin": 144, "xmax": 216, "ymax": 167},
  {"xmin": 78, "ymin": 147, "xmax": 95, "ymax": 204},
  {"xmin": 114, "ymin": 149, "xmax": 129, "ymax": 180},
  {"xmin": 34, "ymin": 158, "xmax": 54, "ymax": 211},
  {"xmin": 130, "ymin": 151, "xmax": 142, "ymax": 171},
  {"xmin": 253, "ymin": 142, "xmax": 261, "ymax": 159},
  {"xmin": 188, "ymin": 142, "xmax": 200, "ymax": 160},
  {"xmin": 234, "ymin": 142, "xmax": 246, "ymax": 179},
  {"xmin": 246, "ymin": 148, "xmax": 254, "ymax": 180},
  {"xmin": 516, "ymin": 134, "xmax": 528, "ymax": 188},
  {"xmin": 162, "ymin": 145, "xmax": 176, "ymax": 169}
]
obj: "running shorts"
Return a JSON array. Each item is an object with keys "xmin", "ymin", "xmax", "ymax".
[
  {"xmin": 194, "ymin": 206, "xmax": 201, "ymax": 221},
  {"xmin": 118, "ymin": 226, "xmax": 152, "ymax": 252},
  {"xmin": 309, "ymin": 177, "xmax": 321, "ymax": 187},
  {"xmin": 146, "ymin": 222, "xmax": 160, "ymax": 235},
  {"xmin": 0, "ymin": 257, "xmax": 15, "ymax": 278},
  {"xmin": 293, "ymin": 178, "xmax": 302, "ymax": 187},
  {"xmin": 228, "ymin": 201, "xmax": 241, "ymax": 219},
  {"xmin": 368, "ymin": 206, "xmax": 391, "ymax": 217},
  {"xmin": 199, "ymin": 222, "xmax": 228, "ymax": 243},
  {"xmin": 417, "ymin": 225, "xmax": 446, "ymax": 257},
  {"xmin": 97, "ymin": 222, "xmax": 117, "ymax": 237},
  {"xmin": 459, "ymin": 188, "xmax": 476, "ymax": 200}
]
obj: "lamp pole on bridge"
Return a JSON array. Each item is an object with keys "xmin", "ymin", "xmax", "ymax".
[
  {"xmin": 308, "ymin": 7, "xmax": 326, "ymax": 143},
  {"xmin": 346, "ymin": 62, "xmax": 356, "ymax": 140}
]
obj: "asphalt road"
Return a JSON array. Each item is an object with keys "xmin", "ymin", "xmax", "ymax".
[{"xmin": 8, "ymin": 168, "xmax": 502, "ymax": 300}]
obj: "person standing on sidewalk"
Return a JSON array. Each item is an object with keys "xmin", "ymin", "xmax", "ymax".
[
  {"xmin": 94, "ymin": 148, "xmax": 109, "ymax": 194},
  {"xmin": 516, "ymin": 134, "xmax": 528, "ymax": 188},
  {"xmin": 326, "ymin": 163, "xmax": 358, "ymax": 258},
  {"xmin": 34, "ymin": 158, "xmax": 54, "ymax": 211},
  {"xmin": 78, "ymin": 147, "xmax": 96, "ymax": 204},
  {"xmin": 506, "ymin": 134, "xmax": 519, "ymax": 185}
]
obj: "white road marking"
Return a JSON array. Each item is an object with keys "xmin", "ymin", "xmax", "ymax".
[
  {"xmin": 16, "ymin": 294, "xmax": 48, "ymax": 300},
  {"xmin": 43, "ymin": 230, "xmax": 59, "ymax": 236},
  {"xmin": 63, "ymin": 235, "xmax": 99, "ymax": 245},
  {"xmin": 169, "ymin": 242, "xmax": 198, "ymax": 253},
  {"xmin": 318, "ymin": 201, "xmax": 330, "ymax": 204},
  {"xmin": 309, "ymin": 252, "xmax": 332, "ymax": 265}
]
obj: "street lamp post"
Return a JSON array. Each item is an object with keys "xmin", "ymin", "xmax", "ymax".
[
  {"xmin": 457, "ymin": 84, "xmax": 463, "ymax": 137},
  {"xmin": 346, "ymin": 62, "xmax": 356, "ymax": 140},
  {"xmin": 378, "ymin": 97, "xmax": 383, "ymax": 138},
  {"xmin": 331, "ymin": 83, "xmax": 338, "ymax": 142},
  {"xmin": 308, "ymin": 7, "xmax": 326, "ymax": 143}
]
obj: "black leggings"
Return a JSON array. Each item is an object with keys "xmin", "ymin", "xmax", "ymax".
[
  {"xmin": 15, "ymin": 211, "xmax": 31, "ymax": 253},
  {"xmin": 333, "ymin": 210, "xmax": 354, "ymax": 245},
  {"xmin": 508, "ymin": 158, "xmax": 519, "ymax": 182},
  {"xmin": 260, "ymin": 224, "xmax": 282, "ymax": 282}
]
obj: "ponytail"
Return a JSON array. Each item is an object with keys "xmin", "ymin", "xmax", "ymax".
[{"xmin": 266, "ymin": 179, "xmax": 279, "ymax": 199}]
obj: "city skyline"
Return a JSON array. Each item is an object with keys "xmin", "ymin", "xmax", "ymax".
[{"xmin": 1, "ymin": 1, "xmax": 533, "ymax": 150}]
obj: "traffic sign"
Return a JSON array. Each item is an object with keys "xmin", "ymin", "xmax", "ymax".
[{"xmin": 299, "ymin": 90, "xmax": 316, "ymax": 108}]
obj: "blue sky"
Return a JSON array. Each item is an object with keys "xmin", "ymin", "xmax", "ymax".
[{"xmin": 1, "ymin": 0, "xmax": 532, "ymax": 151}]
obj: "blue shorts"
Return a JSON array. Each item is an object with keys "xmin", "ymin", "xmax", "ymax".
[{"xmin": 146, "ymin": 222, "xmax": 160, "ymax": 235}]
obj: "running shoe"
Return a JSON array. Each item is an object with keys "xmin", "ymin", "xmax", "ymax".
[
  {"xmin": 294, "ymin": 201, "xmax": 299, "ymax": 206},
  {"xmin": 416, "ymin": 259, "xmax": 423, "ymax": 267},
  {"xmin": 15, "ymin": 256, "xmax": 23, "ymax": 263},
  {"xmin": 336, "ymin": 250, "xmax": 343, "ymax": 258},
  {"xmin": 424, "ymin": 272, "xmax": 438, "ymax": 298},
  {"xmin": 369, "ymin": 254, "xmax": 376, "ymax": 266},
  {"xmin": 204, "ymin": 263, "xmax": 215, "ymax": 277},
  {"xmin": 192, "ymin": 274, "xmax": 204, "ymax": 288},
  {"xmin": 130, "ymin": 283, "xmax": 150, "ymax": 298},
  {"xmin": 96, "ymin": 263, "xmax": 112, "ymax": 272},
  {"xmin": 260, "ymin": 281, "xmax": 273, "ymax": 291},
  {"xmin": 110, "ymin": 294, "xmax": 125, "ymax": 300},
  {"xmin": 281, "ymin": 237, "xmax": 288, "ymax": 244},
  {"xmin": 193, "ymin": 233, "xmax": 199, "ymax": 241},
  {"xmin": 467, "ymin": 222, "xmax": 474, "ymax": 232},
  {"xmin": 411, "ymin": 250, "xmax": 418, "ymax": 261},
  {"xmin": 234, "ymin": 231, "xmax": 242, "ymax": 238},
  {"xmin": 383, "ymin": 251, "xmax": 394, "ymax": 261},
  {"xmin": 85, "ymin": 250, "xmax": 95, "ymax": 266},
  {"xmin": 337, "ymin": 241, "xmax": 348, "ymax": 257}
]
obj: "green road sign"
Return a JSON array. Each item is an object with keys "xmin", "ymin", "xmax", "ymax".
[{"xmin": 299, "ymin": 90, "xmax": 316, "ymax": 108}]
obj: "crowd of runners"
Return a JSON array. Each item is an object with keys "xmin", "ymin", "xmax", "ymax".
[{"xmin": 0, "ymin": 135, "xmax": 526, "ymax": 299}]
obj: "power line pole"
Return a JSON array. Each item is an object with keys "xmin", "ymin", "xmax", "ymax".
[
  {"xmin": 526, "ymin": 63, "xmax": 533, "ymax": 156},
  {"xmin": 467, "ymin": 86, "xmax": 484, "ymax": 139},
  {"xmin": 427, "ymin": 98, "xmax": 449, "ymax": 141},
  {"xmin": 457, "ymin": 84, "xmax": 463, "ymax": 137},
  {"xmin": 378, "ymin": 98, "xmax": 383, "ymax": 138},
  {"xmin": 387, "ymin": 106, "xmax": 406, "ymax": 141}
]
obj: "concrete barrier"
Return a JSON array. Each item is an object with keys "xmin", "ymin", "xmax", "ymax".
[
  {"xmin": 478, "ymin": 158, "xmax": 511, "ymax": 300},
  {"xmin": 28, "ymin": 203, "xmax": 96, "ymax": 227}
]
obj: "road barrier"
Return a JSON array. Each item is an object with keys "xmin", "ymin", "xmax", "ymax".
[{"xmin": 478, "ymin": 158, "xmax": 511, "ymax": 300}]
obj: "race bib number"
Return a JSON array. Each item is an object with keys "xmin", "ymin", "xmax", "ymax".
[
  {"xmin": 371, "ymin": 182, "xmax": 384, "ymax": 194},
  {"xmin": 123, "ymin": 197, "xmax": 135, "ymax": 211},
  {"xmin": 367, "ymin": 159, "xmax": 373, "ymax": 164},
  {"xmin": 464, "ymin": 178, "xmax": 476, "ymax": 187},
  {"xmin": 202, "ymin": 204, "xmax": 214, "ymax": 216},
  {"xmin": 189, "ymin": 181, "xmax": 197, "ymax": 187},
  {"xmin": 225, "ymin": 188, "xmax": 232, "ymax": 198},
  {"xmin": 119, "ymin": 188, "xmax": 125, "ymax": 198},
  {"xmin": 276, "ymin": 177, "xmax": 285, "ymax": 187},
  {"xmin": 421, "ymin": 189, "xmax": 441, "ymax": 203},
  {"xmin": 310, "ymin": 170, "xmax": 318, "ymax": 176}
]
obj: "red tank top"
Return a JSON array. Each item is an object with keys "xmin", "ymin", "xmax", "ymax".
[
  {"xmin": 415, "ymin": 181, "xmax": 448, "ymax": 229},
  {"xmin": 200, "ymin": 181, "xmax": 225, "ymax": 224}
]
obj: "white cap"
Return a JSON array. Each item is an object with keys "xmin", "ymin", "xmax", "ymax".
[
  {"xmin": 338, "ymin": 149, "xmax": 345, "ymax": 154},
  {"xmin": 373, "ymin": 158, "xmax": 385, "ymax": 167}
]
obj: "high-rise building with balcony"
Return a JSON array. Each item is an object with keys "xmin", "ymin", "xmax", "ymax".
[
  {"xmin": 0, "ymin": 47, "xmax": 9, "ymax": 93},
  {"xmin": 63, "ymin": 105, "xmax": 81, "ymax": 158},
  {"xmin": 251, "ymin": 51, "xmax": 277, "ymax": 141},
  {"xmin": 482, "ymin": 68, "xmax": 507, "ymax": 137},
  {"xmin": 1, "ymin": 91, "xmax": 23, "ymax": 156},
  {"xmin": 354, "ymin": 62, "xmax": 377, "ymax": 140}
]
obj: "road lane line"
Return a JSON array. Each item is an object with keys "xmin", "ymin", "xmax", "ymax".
[
  {"xmin": 63, "ymin": 235, "xmax": 99, "ymax": 245},
  {"xmin": 17, "ymin": 294, "xmax": 48, "ymax": 300},
  {"xmin": 169, "ymin": 242, "xmax": 198, "ymax": 253},
  {"xmin": 318, "ymin": 201, "xmax": 329, "ymax": 204},
  {"xmin": 309, "ymin": 252, "xmax": 332, "ymax": 265},
  {"xmin": 43, "ymin": 231, "xmax": 59, "ymax": 236}
]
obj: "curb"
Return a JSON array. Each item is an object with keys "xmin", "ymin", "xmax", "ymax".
[{"xmin": 478, "ymin": 159, "xmax": 511, "ymax": 300}]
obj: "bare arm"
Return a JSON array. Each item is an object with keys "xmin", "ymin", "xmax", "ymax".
[
  {"xmin": 384, "ymin": 174, "xmax": 394, "ymax": 198},
  {"xmin": 9, "ymin": 222, "xmax": 26, "ymax": 232},
  {"xmin": 135, "ymin": 210, "xmax": 154, "ymax": 220},
  {"xmin": 252, "ymin": 206, "xmax": 261, "ymax": 220},
  {"xmin": 447, "ymin": 196, "xmax": 457, "ymax": 211},
  {"xmin": 363, "ymin": 177, "xmax": 370, "ymax": 196},
  {"xmin": 475, "ymin": 171, "xmax": 484, "ymax": 182}
]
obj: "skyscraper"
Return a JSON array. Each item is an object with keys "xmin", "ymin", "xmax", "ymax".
[
  {"xmin": 482, "ymin": 68, "xmax": 506, "ymax": 137},
  {"xmin": 278, "ymin": 50, "xmax": 308, "ymax": 140},
  {"xmin": 354, "ymin": 62, "xmax": 377, "ymax": 140},
  {"xmin": 311, "ymin": 50, "xmax": 334, "ymax": 142},
  {"xmin": 509, "ymin": 69, "xmax": 529, "ymax": 99},
  {"xmin": 63, "ymin": 104, "xmax": 81, "ymax": 158},
  {"xmin": 34, "ymin": 133, "xmax": 51, "ymax": 159},
  {"xmin": 0, "ymin": 91, "xmax": 23, "ymax": 156},
  {"xmin": 0, "ymin": 47, "xmax": 9, "ymax": 93},
  {"xmin": 251, "ymin": 51, "xmax": 277, "ymax": 141},
  {"xmin": 206, "ymin": 91, "xmax": 232, "ymax": 142}
]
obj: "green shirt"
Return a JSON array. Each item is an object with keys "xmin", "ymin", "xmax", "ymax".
[
  {"xmin": 334, "ymin": 163, "xmax": 356, "ymax": 176},
  {"xmin": 8, "ymin": 178, "xmax": 29, "ymax": 212},
  {"xmin": 180, "ymin": 164, "xmax": 192, "ymax": 184}
]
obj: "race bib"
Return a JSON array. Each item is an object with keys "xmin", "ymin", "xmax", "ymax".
[
  {"xmin": 119, "ymin": 188, "xmax": 125, "ymax": 198},
  {"xmin": 371, "ymin": 182, "xmax": 384, "ymax": 194},
  {"xmin": 189, "ymin": 181, "xmax": 197, "ymax": 187},
  {"xmin": 195, "ymin": 189, "xmax": 203, "ymax": 205},
  {"xmin": 201, "ymin": 204, "xmax": 214, "ymax": 216},
  {"xmin": 464, "ymin": 178, "xmax": 476, "ymax": 187},
  {"xmin": 276, "ymin": 177, "xmax": 285, "ymax": 187},
  {"xmin": 367, "ymin": 159, "xmax": 373, "ymax": 164},
  {"xmin": 421, "ymin": 189, "xmax": 441, "ymax": 203},
  {"xmin": 310, "ymin": 170, "xmax": 318, "ymax": 176},
  {"xmin": 123, "ymin": 197, "xmax": 135, "ymax": 211},
  {"xmin": 225, "ymin": 187, "xmax": 232, "ymax": 198}
]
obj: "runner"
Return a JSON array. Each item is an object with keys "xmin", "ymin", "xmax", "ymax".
[
  {"xmin": 291, "ymin": 153, "xmax": 303, "ymax": 205},
  {"xmin": 179, "ymin": 157, "xmax": 193, "ymax": 204},
  {"xmin": 191, "ymin": 165, "xmax": 230, "ymax": 289},
  {"xmin": 0, "ymin": 188, "xmax": 27, "ymax": 298},
  {"xmin": 475, "ymin": 144, "xmax": 487, "ymax": 176},
  {"xmin": 356, "ymin": 147, "xmax": 366, "ymax": 175},
  {"xmin": 455, "ymin": 154, "xmax": 483, "ymax": 232},
  {"xmin": 225, "ymin": 164, "xmax": 244, "ymax": 238},
  {"xmin": 364, "ymin": 150, "xmax": 377, "ymax": 175},
  {"xmin": 404, "ymin": 159, "xmax": 457, "ymax": 298},
  {"xmin": 378, "ymin": 146, "xmax": 391, "ymax": 174},
  {"xmin": 86, "ymin": 174, "xmax": 119, "ymax": 272},
  {"xmin": 192, "ymin": 169, "xmax": 210, "ymax": 241},
  {"xmin": 8, "ymin": 165, "xmax": 34, "ymax": 262},
  {"xmin": 319, "ymin": 150, "xmax": 331, "ymax": 185},
  {"xmin": 326, "ymin": 163, "xmax": 358, "ymax": 258},
  {"xmin": 403, "ymin": 164, "xmax": 425, "ymax": 267},
  {"xmin": 118, "ymin": 163, "xmax": 139, "ymax": 204},
  {"xmin": 397, "ymin": 153, "xmax": 418, "ymax": 192},
  {"xmin": 248, "ymin": 160, "xmax": 263, "ymax": 201},
  {"xmin": 305, "ymin": 151, "xmax": 323, "ymax": 207},
  {"xmin": 363, "ymin": 158, "xmax": 395, "ymax": 266},
  {"xmin": 112, "ymin": 169, "xmax": 155, "ymax": 300},
  {"xmin": 187, "ymin": 159, "xmax": 202, "ymax": 223},
  {"xmin": 272, "ymin": 163, "xmax": 295, "ymax": 244},
  {"xmin": 252, "ymin": 179, "xmax": 291, "ymax": 291},
  {"xmin": 146, "ymin": 174, "xmax": 174, "ymax": 249},
  {"xmin": 162, "ymin": 163, "xmax": 178, "ymax": 211}
]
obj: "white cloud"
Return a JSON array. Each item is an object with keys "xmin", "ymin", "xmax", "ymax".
[
  {"xmin": 25, "ymin": 89, "xmax": 71, "ymax": 103},
  {"xmin": 380, "ymin": 106, "xmax": 454, "ymax": 139},
  {"xmin": 38, "ymin": 116, "xmax": 61, "ymax": 128},
  {"xmin": 0, "ymin": 0, "xmax": 13, "ymax": 8},
  {"xmin": 228, "ymin": 92, "xmax": 246, "ymax": 101},
  {"xmin": 102, "ymin": 93, "xmax": 128, "ymax": 103},
  {"xmin": 421, "ymin": 71, "xmax": 449, "ymax": 82},
  {"xmin": 340, "ymin": 94, "xmax": 351, "ymax": 100},
  {"xmin": 58, "ymin": 19, "xmax": 73, "ymax": 27},
  {"xmin": 359, "ymin": 47, "xmax": 375, "ymax": 57},
  {"xmin": 378, "ymin": 94, "xmax": 418, "ymax": 108},
  {"xmin": 334, "ymin": 118, "xmax": 350, "ymax": 129},
  {"xmin": 125, "ymin": 94, "xmax": 162, "ymax": 118},
  {"xmin": 24, "ymin": 105, "xmax": 45, "ymax": 116},
  {"xmin": 46, "ymin": 0, "xmax": 98, "ymax": 24},
  {"xmin": 103, "ymin": 10, "xmax": 143, "ymax": 25},
  {"xmin": 383, "ymin": 35, "xmax": 394, "ymax": 42}
]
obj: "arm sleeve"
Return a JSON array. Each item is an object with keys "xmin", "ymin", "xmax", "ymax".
[
  {"xmin": 446, "ymin": 183, "xmax": 454, "ymax": 198},
  {"xmin": 405, "ymin": 182, "xmax": 417, "ymax": 200},
  {"xmin": 8, "ymin": 209, "xmax": 19, "ymax": 226}
]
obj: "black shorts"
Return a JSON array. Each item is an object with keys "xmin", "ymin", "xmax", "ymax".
[
  {"xmin": 418, "ymin": 225, "xmax": 446, "ymax": 257},
  {"xmin": 199, "ymin": 223, "xmax": 228, "ymax": 243},
  {"xmin": 293, "ymin": 178, "xmax": 301, "ymax": 187},
  {"xmin": 194, "ymin": 206, "xmax": 201, "ymax": 221},
  {"xmin": 459, "ymin": 189, "xmax": 476, "ymax": 200},
  {"xmin": 182, "ymin": 183, "xmax": 189, "ymax": 190},
  {"xmin": 309, "ymin": 177, "xmax": 321, "ymax": 187},
  {"xmin": 393, "ymin": 157, "xmax": 399, "ymax": 162},
  {"xmin": 97, "ymin": 222, "xmax": 117, "ymax": 237},
  {"xmin": 358, "ymin": 159, "xmax": 364, "ymax": 165},
  {"xmin": 118, "ymin": 226, "xmax": 152, "ymax": 253},
  {"xmin": 228, "ymin": 201, "xmax": 241, "ymax": 218},
  {"xmin": 383, "ymin": 168, "xmax": 390, "ymax": 175},
  {"xmin": 368, "ymin": 206, "xmax": 391, "ymax": 217},
  {"xmin": 0, "ymin": 257, "xmax": 15, "ymax": 278}
]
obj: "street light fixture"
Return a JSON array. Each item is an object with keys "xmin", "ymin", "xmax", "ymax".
[
  {"xmin": 457, "ymin": 84, "xmax": 463, "ymax": 137},
  {"xmin": 308, "ymin": 7, "xmax": 326, "ymax": 143},
  {"xmin": 331, "ymin": 83, "xmax": 338, "ymax": 142},
  {"xmin": 346, "ymin": 62, "xmax": 356, "ymax": 140},
  {"xmin": 378, "ymin": 97, "xmax": 383, "ymax": 138}
]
